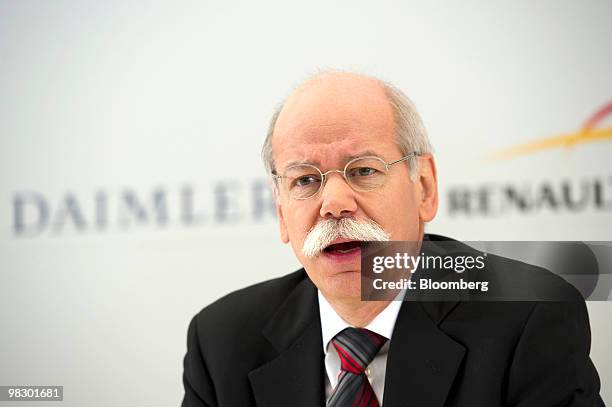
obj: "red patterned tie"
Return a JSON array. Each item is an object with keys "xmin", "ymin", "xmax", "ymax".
[{"xmin": 327, "ymin": 327, "xmax": 388, "ymax": 407}]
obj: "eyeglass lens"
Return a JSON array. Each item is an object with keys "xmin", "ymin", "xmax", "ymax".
[{"xmin": 282, "ymin": 157, "xmax": 388, "ymax": 199}]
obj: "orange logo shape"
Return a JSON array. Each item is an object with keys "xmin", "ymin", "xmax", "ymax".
[{"xmin": 486, "ymin": 102, "xmax": 612, "ymax": 161}]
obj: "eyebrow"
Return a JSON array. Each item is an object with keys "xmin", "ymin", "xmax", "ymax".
[{"xmin": 279, "ymin": 150, "xmax": 384, "ymax": 170}]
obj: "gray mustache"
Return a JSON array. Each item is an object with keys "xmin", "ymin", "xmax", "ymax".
[{"xmin": 302, "ymin": 218, "xmax": 390, "ymax": 258}]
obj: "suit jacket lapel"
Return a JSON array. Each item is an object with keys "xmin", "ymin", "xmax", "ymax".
[
  {"xmin": 248, "ymin": 275, "xmax": 325, "ymax": 407},
  {"xmin": 382, "ymin": 300, "xmax": 465, "ymax": 407},
  {"xmin": 247, "ymin": 267, "xmax": 466, "ymax": 407}
]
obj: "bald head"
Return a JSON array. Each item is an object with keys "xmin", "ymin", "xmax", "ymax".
[
  {"xmin": 274, "ymin": 72, "xmax": 393, "ymax": 151},
  {"xmin": 262, "ymin": 71, "xmax": 432, "ymax": 179}
]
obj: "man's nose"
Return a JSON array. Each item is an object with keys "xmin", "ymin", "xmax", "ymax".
[{"xmin": 319, "ymin": 172, "xmax": 358, "ymax": 219}]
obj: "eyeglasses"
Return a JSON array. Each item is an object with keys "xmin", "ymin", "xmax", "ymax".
[{"xmin": 272, "ymin": 153, "xmax": 418, "ymax": 200}]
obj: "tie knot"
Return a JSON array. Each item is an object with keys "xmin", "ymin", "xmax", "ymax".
[{"xmin": 331, "ymin": 327, "xmax": 387, "ymax": 374}]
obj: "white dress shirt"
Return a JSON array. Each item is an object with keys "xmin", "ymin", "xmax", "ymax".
[{"xmin": 318, "ymin": 290, "xmax": 404, "ymax": 406}]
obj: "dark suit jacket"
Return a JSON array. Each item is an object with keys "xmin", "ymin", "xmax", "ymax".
[{"xmin": 182, "ymin": 235, "xmax": 604, "ymax": 407}]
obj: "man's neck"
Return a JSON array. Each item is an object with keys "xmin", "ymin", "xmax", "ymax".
[{"xmin": 323, "ymin": 296, "xmax": 392, "ymax": 327}]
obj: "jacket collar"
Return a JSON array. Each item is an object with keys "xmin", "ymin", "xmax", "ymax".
[
  {"xmin": 383, "ymin": 300, "xmax": 466, "ymax": 407},
  {"xmin": 248, "ymin": 274, "xmax": 326, "ymax": 407}
]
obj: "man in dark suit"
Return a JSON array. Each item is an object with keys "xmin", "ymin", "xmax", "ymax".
[{"xmin": 182, "ymin": 71, "xmax": 604, "ymax": 406}]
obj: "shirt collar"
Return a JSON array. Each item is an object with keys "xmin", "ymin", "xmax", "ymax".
[{"xmin": 318, "ymin": 290, "xmax": 404, "ymax": 353}]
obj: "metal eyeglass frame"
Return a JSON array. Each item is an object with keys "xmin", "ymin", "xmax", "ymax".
[{"xmin": 271, "ymin": 152, "xmax": 418, "ymax": 200}]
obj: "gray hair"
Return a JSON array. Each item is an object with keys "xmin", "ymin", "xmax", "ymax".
[{"xmin": 261, "ymin": 74, "xmax": 433, "ymax": 182}]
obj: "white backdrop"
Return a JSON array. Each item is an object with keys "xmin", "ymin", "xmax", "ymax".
[{"xmin": 1, "ymin": 1, "xmax": 611, "ymax": 405}]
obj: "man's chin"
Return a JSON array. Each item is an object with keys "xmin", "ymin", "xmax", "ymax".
[
  {"xmin": 301, "ymin": 252, "xmax": 364, "ymax": 300},
  {"xmin": 318, "ymin": 270, "xmax": 363, "ymax": 302}
]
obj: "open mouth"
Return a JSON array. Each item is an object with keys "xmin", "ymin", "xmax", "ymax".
[{"xmin": 323, "ymin": 240, "xmax": 361, "ymax": 254}]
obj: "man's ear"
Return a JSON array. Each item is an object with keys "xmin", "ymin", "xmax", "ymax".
[
  {"xmin": 416, "ymin": 154, "xmax": 439, "ymax": 222},
  {"xmin": 273, "ymin": 187, "xmax": 290, "ymax": 243}
]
